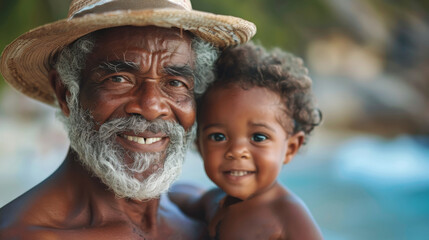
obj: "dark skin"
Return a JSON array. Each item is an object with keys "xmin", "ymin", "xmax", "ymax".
[
  {"xmin": 172, "ymin": 184, "xmax": 323, "ymax": 240},
  {"xmin": 170, "ymin": 85, "xmax": 323, "ymax": 239},
  {"xmin": 0, "ymin": 26, "xmax": 205, "ymax": 240}
]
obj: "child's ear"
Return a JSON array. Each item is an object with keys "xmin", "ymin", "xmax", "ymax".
[
  {"xmin": 49, "ymin": 69, "xmax": 71, "ymax": 116},
  {"xmin": 283, "ymin": 131, "xmax": 305, "ymax": 165}
]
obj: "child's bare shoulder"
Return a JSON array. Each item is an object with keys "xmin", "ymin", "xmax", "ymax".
[
  {"xmin": 273, "ymin": 189, "xmax": 308, "ymax": 214},
  {"xmin": 271, "ymin": 189, "xmax": 323, "ymax": 239}
]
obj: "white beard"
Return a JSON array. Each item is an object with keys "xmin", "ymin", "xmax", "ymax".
[{"xmin": 58, "ymin": 103, "xmax": 196, "ymax": 200}]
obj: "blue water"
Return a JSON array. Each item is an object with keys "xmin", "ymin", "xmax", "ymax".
[{"xmin": 277, "ymin": 135, "xmax": 429, "ymax": 240}]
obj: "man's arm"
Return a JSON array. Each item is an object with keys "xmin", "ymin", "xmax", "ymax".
[
  {"xmin": 168, "ymin": 183, "xmax": 207, "ymax": 220},
  {"xmin": 168, "ymin": 183, "xmax": 225, "ymax": 222}
]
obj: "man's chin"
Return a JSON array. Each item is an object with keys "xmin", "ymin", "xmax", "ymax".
[
  {"xmin": 105, "ymin": 165, "xmax": 182, "ymax": 201},
  {"xmin": 129, "ymin": 162, "xmax": 164, "ymax": 182},
  {"xmin": 73, "ymin": 138, "xmax": 183, "ymax": 200},
  {"xmin": 122, "ymin": 149, "xmax": 167, "ymax": 171}
]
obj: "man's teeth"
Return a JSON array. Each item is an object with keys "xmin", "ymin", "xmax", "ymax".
[
  {"xmin": 124, "ymin": 135, "xmax": 162, "ymax": 145},
  {"xmin": 229, "ymin": 171, "xmax": 252, "ymax": 177}
]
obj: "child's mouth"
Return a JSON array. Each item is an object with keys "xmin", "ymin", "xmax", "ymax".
[{"xmin": 225, "ymin": 170, "xmax": 255, "ymax": 177}]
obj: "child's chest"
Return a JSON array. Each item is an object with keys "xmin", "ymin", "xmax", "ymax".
[{"xmin": 208, "ymin": 205, "xmax": 285, "ymax": 240}]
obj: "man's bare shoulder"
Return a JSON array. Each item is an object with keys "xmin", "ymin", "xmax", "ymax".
[
  {"xmin": 0, "ymin": 225, "xmax": 58, "ymax": 240},
  {"xmin": 0, "ymin": 175, "xmax": 76, "ymax": 238}
]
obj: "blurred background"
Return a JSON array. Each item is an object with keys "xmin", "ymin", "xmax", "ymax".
[{"xmin": 0, "ymin": 0, "xmax": 428, "ymax": 239}]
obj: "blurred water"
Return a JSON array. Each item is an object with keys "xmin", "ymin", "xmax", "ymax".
[
  {"xmin": 279, "ymin": 135, "xmax": 429, "ymax": 240},
  {"xmin": 1, "ymin": 88, "xmax": 428, "ymax": 240}
]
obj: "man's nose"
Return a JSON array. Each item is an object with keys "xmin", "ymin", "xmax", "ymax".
[
  {"xmin": 124, "ymin": 81, "xmax": 170, "ymax": 121},
  {"xmin": 224, "ymin": 140, "xmax": 251, "ymax": 160}
]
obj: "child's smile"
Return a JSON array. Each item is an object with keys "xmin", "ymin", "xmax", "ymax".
[{"xmin": 222, "ymin": 168, "xmax": 257, "ymax": 183}]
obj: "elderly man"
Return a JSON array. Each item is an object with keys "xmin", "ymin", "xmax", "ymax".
[{"xmin": 0, "ymin": 0, "xmax": 255, "ymax": 239}]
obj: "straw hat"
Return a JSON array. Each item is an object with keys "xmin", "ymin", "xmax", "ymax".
[{"xmin": 0, "ymin": 0, "xmax": 256, "ymax": 106}]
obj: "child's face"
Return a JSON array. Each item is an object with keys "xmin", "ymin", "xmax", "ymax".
[{"xmin": 198, "ymin": 84, "xmax": 303, "ymax": 200}]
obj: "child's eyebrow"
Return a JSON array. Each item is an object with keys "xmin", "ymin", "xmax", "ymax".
[
  {"xmin": 250, "ymin": 123, "xmax": 276, "ymax": 132},
  {"xmin": 202, "ymin": 123, "xmax": 224, "ymax": 131}
]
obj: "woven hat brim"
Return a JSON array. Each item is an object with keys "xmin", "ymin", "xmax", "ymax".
[{"xmin": 0, "ymin": 8, "xmax": 256, "ymax": 106}]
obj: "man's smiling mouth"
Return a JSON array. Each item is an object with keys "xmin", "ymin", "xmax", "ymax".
[{"xmin": 122, "ymin": 134, "xmax": 163, "ymax": 145}]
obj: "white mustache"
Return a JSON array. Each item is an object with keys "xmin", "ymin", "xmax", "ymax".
[{"xmin": 98, "ymin": 115, "xmax": 179, "ymax": 141}]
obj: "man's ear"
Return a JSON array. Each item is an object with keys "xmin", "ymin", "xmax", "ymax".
[
  {"xmin": 49, "ymin": 70, "xmax": 70, "ymax": 116},
  {"xmin": 283, "ymin": 131, "xmax": 305, "ymax": 165}
]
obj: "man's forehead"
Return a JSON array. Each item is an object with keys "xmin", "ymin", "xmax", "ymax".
[
  {"xmin": 95, "ymin": 26, "xmax": 192, "ymax": 50},
  {"xmin": 88, "ymin": 26, "xmax": 194, "ymax": 64}
]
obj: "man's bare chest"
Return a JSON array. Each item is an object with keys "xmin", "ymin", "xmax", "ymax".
[{"xmin": 19, "ymin": 221, "xmax": 193, "ymax": 240}]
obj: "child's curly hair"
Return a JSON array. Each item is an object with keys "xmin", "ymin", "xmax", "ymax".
[{"xmin": 198, "ymin": 42, "xmax": 322, "ymax": 143}]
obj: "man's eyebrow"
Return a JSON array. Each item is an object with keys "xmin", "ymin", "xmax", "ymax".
[
  {"xmin": 163, "ymin": 65, "xmax": 195, "ymax": 79},
  {"xmin": 96, "ymin": 60, "xmax": 140, "ymax": 73}
]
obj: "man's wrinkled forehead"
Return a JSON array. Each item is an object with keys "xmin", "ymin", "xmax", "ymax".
[{"xmin": 88, "ymin": 26, "xmax": 194, "ymax": 66}]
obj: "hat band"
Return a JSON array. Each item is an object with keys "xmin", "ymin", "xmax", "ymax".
[{"xmin": 70, "ymin": 0, "xmax": 190, "ymax": 19}]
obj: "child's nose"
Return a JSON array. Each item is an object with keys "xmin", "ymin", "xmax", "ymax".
[{"xmin": 224, "ymin": 141, "xmax": 251, "ymax": 160}]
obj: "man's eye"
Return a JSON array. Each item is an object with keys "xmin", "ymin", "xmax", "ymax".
[
  {"xmin": 169, "ymin": 80, "xmax": 186, "ymax": 88},
  {"xmin": 251, "ymin": 133, "xmax": 267, "ymax": 142},
  {"xmin": 108, "ymin": 76, "xmax": 128, "ymax": 83},
  {"xmin": 208, "ymin": 133, "xmax": 227, "ymax": 142}
]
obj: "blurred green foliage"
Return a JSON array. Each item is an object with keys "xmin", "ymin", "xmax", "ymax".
[{"xmin": 193, "ymin": 0, "xmax": 337, "ymax": 53}]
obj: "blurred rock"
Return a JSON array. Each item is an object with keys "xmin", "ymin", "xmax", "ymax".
[{"xmin": 313, "ymin": 74, "xmax": 428, "ymax": 136}]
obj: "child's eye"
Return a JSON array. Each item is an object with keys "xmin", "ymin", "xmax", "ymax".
[
  {"xmin": 251, "ymin": 133, "xmax": 268, "ymax": 142},
  {"xmin": 208, "ymin": 133, "xmax": 227, "ymax": 142}
]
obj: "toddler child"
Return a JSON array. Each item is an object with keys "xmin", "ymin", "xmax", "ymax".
[{"xmin": 171, "ymin": 42, "xmax": 323, "ymax": 240}]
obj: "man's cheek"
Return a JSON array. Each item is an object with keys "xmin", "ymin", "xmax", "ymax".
[{"xmin": 162, "ymin": 86, "xmax": 194, "ymax": 104}]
